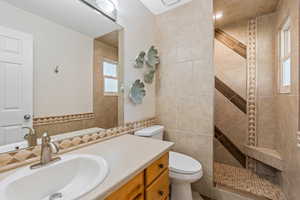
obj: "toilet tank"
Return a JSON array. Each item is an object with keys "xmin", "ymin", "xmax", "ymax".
[{"xmin": 134, "ymin": 125, "xmax": 164, "ymax": 140}]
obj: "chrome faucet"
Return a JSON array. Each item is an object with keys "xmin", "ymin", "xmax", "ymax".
[
  {"xmin": 22, "ymin": 127, "xmax": 37, "ymax": 147},
  {"xmin": 31, "ymin": 133, "xmax": 61, "ymax": 169}
]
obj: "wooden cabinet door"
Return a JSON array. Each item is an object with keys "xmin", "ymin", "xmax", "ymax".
[
  {"xmin": 145, "ymin": 153, "xmax": 169, "ymax": 186},
  {"xmin": 145, "ymin": 170, "xmax": 169, "ymax": 200},
  {"xmin": 105, "ymin": 172, "xmax": 144, "ymax": 200}
]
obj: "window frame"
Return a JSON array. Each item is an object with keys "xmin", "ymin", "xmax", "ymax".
[
  {"xmin": 102, "ymin": 59, "xmax": 119, "ymax": 96},
  {"xmin": 278, "ymin": 17, "xmax": 292, "ymax": 94}
]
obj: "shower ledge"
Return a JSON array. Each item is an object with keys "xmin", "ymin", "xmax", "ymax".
[{"xmin": 244, "ymin": 145, "xmax": 283, "ymax": 171}]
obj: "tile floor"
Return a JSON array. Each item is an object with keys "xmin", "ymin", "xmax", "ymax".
[{"xmin": 214, "ymin": 162, "xmax": 286, "ymax": 200}]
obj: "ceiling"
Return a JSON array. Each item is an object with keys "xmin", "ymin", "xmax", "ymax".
[
  {"xmin": 139, "ymin": 0, "xmax": 192, "ymax": 15},
  {"xmin": 214, "ymin": 0, "xmax": 280, "ymax": 27},
  {"xmin": 1, "ymin": 0, "xmax": 122, "ymax": 38},
  {"xmin": 97, "ymin": 30, "xmax": 119, "ymax": 47}
]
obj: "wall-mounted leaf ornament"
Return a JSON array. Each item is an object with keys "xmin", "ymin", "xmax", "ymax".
[
  {"xmin": 129, "ymin": 79, "xmax": 146, "ymax": 104},
  {"xmin": 131, "ymin": 46, "xmax": 159, "ymax": 106},
  {"xmin": 134, "ymin": 51, "xmax": 146, "ymax": 68},
  {"xmin": 144, "ymin": 70, "xmax": 156, "ymax": 84},
  {"xmin": 146, "ymin": 46, "xmax": 160, "ymax": 69}
]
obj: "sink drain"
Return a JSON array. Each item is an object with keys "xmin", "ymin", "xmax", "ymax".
[{"xmin": 49, "ymin": 193, "xmax": 62, "ymax": 200}]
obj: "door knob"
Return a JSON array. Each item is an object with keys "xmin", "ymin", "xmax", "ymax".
[{"xmin": 24, "ymin": 114, "xmax": 31, "ymax": 120}]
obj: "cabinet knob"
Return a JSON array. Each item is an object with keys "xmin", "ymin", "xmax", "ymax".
[
  {"xmin": 158, "ymin": 164, "xmax": 164, "ymax": 169},
  {"xmin": 158, "ymin": 190, "xmax": 164, "ymax": 196}
]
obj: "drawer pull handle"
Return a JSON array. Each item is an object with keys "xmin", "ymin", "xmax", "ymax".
[
  {"xmin": 158, "ymin": 164, "xmax": 164, "ymax": 169},
  {"xmin": 158, "ymin": 190, "xmax": 164, "ymax": 196}
]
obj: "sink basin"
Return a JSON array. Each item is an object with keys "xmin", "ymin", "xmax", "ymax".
[{"xmin": 0, "ymin": 154, "xmax": 109, "ymax": 200}]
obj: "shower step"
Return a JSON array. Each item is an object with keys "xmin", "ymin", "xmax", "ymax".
[
  {"xmin": 213, "ymin": 162, "xmax": 286, "ymax": 200},
  {"xmin": 244, "ymin": 145, "xmax": 283, "ymax": 171},
  {"xmin": 214, "ymin": 185, "xmax": 268, "ymax": 200}
]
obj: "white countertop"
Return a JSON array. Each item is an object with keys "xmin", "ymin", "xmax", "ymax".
[{"xmin": 0, "ymin": 134, "xmax": 174, "ymax": 200}]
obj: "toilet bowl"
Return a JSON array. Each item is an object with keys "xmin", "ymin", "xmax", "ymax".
[
  {"xmin": 169, "ymin": 151, "xmax": 203, "ymax": 200},
  {"xmin": 134, "ymin": 126, "xmax": 203, "ymax": 200}
]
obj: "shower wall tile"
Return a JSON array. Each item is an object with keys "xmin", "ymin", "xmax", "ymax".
[
  {"xmin": 256, "ymin": 13, "xmax": 278, "ymax": 149},
  {"xmin": 156, "ymin": 0, "xmax": 214, "ymax": 197},
  {"xmin": 214, "ymin": 91, "xmax": 247, "ymax": 152},
  {"xmin": 214, "ymin": 138, "xmax": 243, "ymax": 168},
  {"xmin": 275, "ymin": 0, "xmax": 300, "ymax": 199},
  {"xmin": 213, "ymin": 20, "xmax": 248, "ymax": 166}
]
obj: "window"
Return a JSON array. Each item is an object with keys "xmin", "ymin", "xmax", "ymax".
[
  {"xmin": 103, "ymin": 60, "xmax": 118, "ymax": 95},
  {"xmin": 279, "ymin": 17, "xmax": 291, "ymax": 93}
]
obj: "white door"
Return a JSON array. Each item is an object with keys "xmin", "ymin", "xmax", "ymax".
[{"xmin": 0, "ymin": 26, "xmax": 33, "ymax": 146}]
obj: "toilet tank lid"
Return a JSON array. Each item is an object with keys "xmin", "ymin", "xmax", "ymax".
[{"xmin": 134, "ymin": 125, "xmax": 164, "ymax": 137}]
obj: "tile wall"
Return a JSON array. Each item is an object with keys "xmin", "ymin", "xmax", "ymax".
[
  {"xmin": 275, "ymin": 0, "xmax": 300, "ymax": 199},
  {"xmin": 93, "ymin": 39, "xmax": 119, "ymax": 129},
  {"xmin": 155, "ymin": 0, "xmax": 214, "ymax": 197},
  {"xmin": 214, "ymin": 20, "xmax": 248, "ymax": 166}
]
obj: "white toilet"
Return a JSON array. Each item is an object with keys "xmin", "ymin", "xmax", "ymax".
[{"xmin": 135, "ymin": 125, "xmax": 203, "ymax": 200}]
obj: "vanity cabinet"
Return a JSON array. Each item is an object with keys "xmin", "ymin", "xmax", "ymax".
[
  {"xmin": 145, "ymin": 153, "xmax": 169, "ymax": 186},
  {"xmin": 105, "ymin": 172, "xmax": 144, "ymax": 200},
  {"xmin": 145, "ymin": 170, "xmax": 169, "ymax": 200},
  {"xmin": 105, "ymin": 152, "xmax": 169, "ymax": 200}
]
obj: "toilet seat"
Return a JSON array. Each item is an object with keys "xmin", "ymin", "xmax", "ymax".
[{"xmin": 169, "ymin": 151, "xmax": 202, "ymax": 175}]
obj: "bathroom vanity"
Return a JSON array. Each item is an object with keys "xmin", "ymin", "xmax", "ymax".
[
  {"xmin": 78, "ymin": 134, "xmax": 173, "ymax": 200},
  {"xmin": 0, "ymin": 134, "xmax": 174, "ymax": 200},
  {"xmin": 0, "ymin": 1, "xmax": 175, "ymax": 199},
  {"xmin": 106, "ymin": 152, "xmax": 169, "ymax": 200}
]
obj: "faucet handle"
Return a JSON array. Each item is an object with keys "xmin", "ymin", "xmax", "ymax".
[
  {"xmin": 22, "ymin": 127, "xmax": 37, "ymax": 146},
  {"xmin": 49, "ymin": 142, "xmax": 59, "ymax": 154},
  {"xmin": 41, "ymin": 132, "xmax": 51, "ymax": 144},
  {"xmin": 42, "ymin": 133, "xmax": 59, "ymax": 153},
  {"xmin": 22, "ymin": 127, "xmax": 35, "ymax": 137}
]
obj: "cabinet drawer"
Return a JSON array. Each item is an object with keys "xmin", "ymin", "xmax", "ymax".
[
  {"xmin": 105, "ymin": 172, "xmax": 144, "ymax": 200},
  {"xmin": 145, "ymin": 153, "xmax": 169, "ymax": 186},
  {"xmin": 145, "ymin": 170, "xmax": 169, "ymax": 200}
]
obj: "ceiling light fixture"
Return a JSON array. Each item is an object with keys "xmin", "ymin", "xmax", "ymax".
[
  {"xmin": 161, "ymin": 0, "xmax": 181, "ymax": 7},
  {"xmin": 79, "ymin": 0, "xmax": 117, "ymax": 21},
  {"xmin": 96, "ymin": 0, "xmax": 115, "ymax": 13},
  {"xmin": 214, "ymin": 12, "xmax": 223, "ymax": 20}
]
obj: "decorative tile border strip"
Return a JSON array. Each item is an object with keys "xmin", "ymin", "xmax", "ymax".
[
  {"xmin": 33, "ymin": 113, "xmax": 95, "ymax": 126},
  {"xmin": 246, "ymin": 18, "xmax": 258, "ymax": 171},
  {"xmin": 0, "ymin": 117, "xmax": 157, "ymax": 172},
  {"xmin": 215, "ymin": 76, "xmax": 247, "ymax": 114},
  {"xmin": 215, "ymin": 28, "xmax": 247, "ymax": 59}
]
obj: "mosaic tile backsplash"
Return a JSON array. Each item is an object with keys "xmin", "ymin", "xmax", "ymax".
[{"xmin": 0, "ymin": 117, "xmax": 157, "ymax": 172}]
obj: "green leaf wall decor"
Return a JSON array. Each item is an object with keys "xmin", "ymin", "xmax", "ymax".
[
  {"xmin": 146, "ymin": 46, "xmax": 160, "ymax": 69},
  {"xmin": 129, "ymin": 80, "xmax": 146, "ymax": 104},
  {"xmin": 130, "ymin": 46, "xmax": 160, "ymax": 105},
  {"xmin": 144, "ymin": 70, "xmax": 156, "ymax": 84},
  {"xmin": 134, "ymin": 51, "xmax": 146, "ymax": 68}
]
